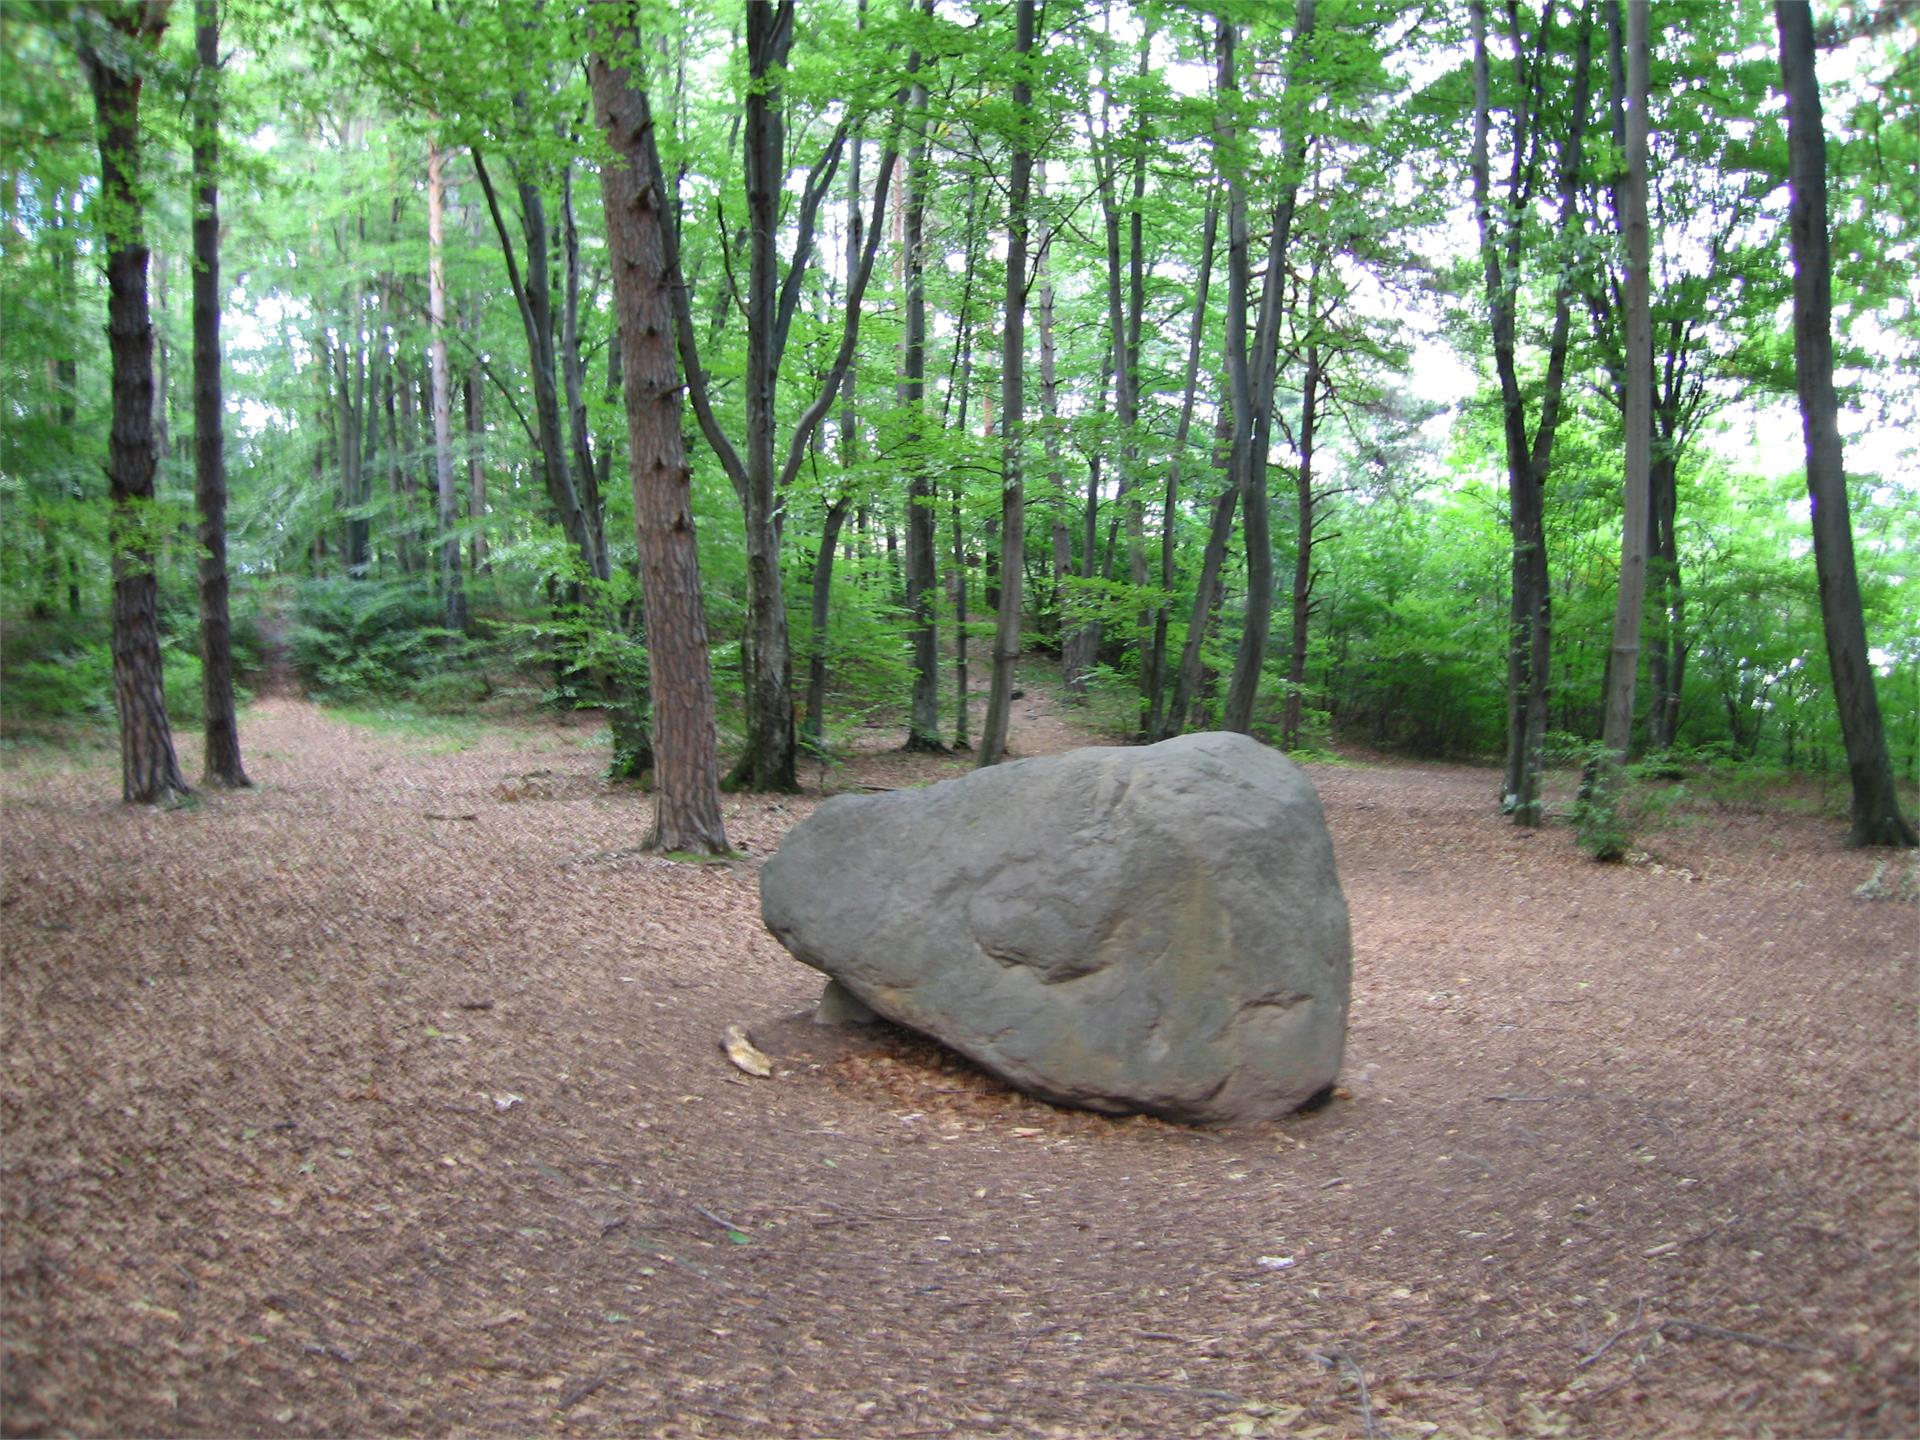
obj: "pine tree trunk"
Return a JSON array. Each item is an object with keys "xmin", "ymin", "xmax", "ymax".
[
  {"xmin": 591, "ymin": 39, "xmax": 731, "ymax": 855},
  {"xmin": 192, "ymin": 0, "xmax": 248, "ymax": 787},
  {"xmin": 80, "ymin": 2, "xmax": 190, "ymax": 805},
  {"xmin": 1775, "ymin": 1, "xmax": 1916, "ymax": 848}
]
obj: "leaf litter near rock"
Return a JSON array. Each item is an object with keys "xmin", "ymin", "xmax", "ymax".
[{"xmin": 1, "ymin": 681, "xmax": 1914, "ymax": 1440}]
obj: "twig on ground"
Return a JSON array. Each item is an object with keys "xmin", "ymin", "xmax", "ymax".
[
  {"xmin": 1659, "ymin": 1318, "xmax": 1822, "ymax": 1354},
  {"xmin": 557, "ymin": 1365, "xmax": 632, "ymax": 1411},
  {"xmin": 424, "ymin": 812, "xmax": 477, "ymax": 821},
  {"xmin": 693, "ymin": 1203, "xmax": 743, "ymax": 1233},
  {"xmin": 1407, "ymin": 1348, "xmax": 1505, "ymax": 1382},
  {"xmin": 1575, "ymin": 1297, "xmax": 1646, "ymax": 1369},
  {"xmin": 1087, "ymin": 1380, "xmax": 1249, "ymax": 1406},
  {"xmin": 1326, "ymin": 1349, "xmax": 1381, "ymax": 1440}
]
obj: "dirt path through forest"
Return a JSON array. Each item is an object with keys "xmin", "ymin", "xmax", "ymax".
[{"xmin": 2, "ymin": 679, "xmax": 1915, "ymax": 1439}]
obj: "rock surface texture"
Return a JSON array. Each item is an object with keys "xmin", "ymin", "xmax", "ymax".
[{"xmin": 760, "ymin": 732, "xmax": 1352, "ymax": 1124}]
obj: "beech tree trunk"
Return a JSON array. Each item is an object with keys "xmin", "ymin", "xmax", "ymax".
[
  {"xmin": 80, "ymin": 0, "xmax": 191, "ymax": 805},
  {"xmin": 901, "ymin": 35, "xmax": 943, "ymax": 752},
  {"xmin": 590, "ymin": 38, "xmax": 730, "ymax": 855},
  {"xmin": 977, "ymin": 0, "xmax": 1034, "ymax": 768},
  {"xmin": 1775, "ymin": 1, "xmax": 1916, "ymax": 848},
  {"xmin": 192, "ymin": 0, "xmax": 248, "ymax": 788}
]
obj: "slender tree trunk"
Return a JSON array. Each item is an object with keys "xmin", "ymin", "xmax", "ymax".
[
  {"xmin": 427, "ymin": 135, "xmax": 467, "ymax": 634},
  {"xmin": 591, "ymin": 37, "xmax": 730, "ymax": 854},
  {"xmin": 192, "ymin": 0, "xmax": 248, "ymax": 788},
  {"xmin": 80, "ymin": 1, "xmax": 191, "ymax": 805},
  {"xmin": 1592, "ymin": 0, "xmax": 1651, "ymax": 848},
  {"xmin": 1471, "ymin": 0, "xmax": 1588, "ymax": 825},
  {"xmin": 1280, "ymin": 346, "xmax": 1323, "ymax": 753},
  {"xmin": 1146, "ymin": 200, "xmax": 1218, "ymax": 740},
  {"xmin": 977, "ymin": 0, "xmax": 1034, "ymax": 768},
  {"xmin": 559, "ymin": 162, "xmax": 609, "ymax": 579},
  {"xmin": 1218, "ymin": 4, "xmax": 1314, "ymax": 735},
  {"xmin": 1166, "ymin": 405, "xmax": 1239, "ymax": 737},
  {"xmin": 472, "ymin": 150, "xmax": 603, "ymax": 583},
  {"xmin": 900, "ymin": 41, "xmax": 943, "ymax": 751},
  {"xmin": 1775, "ymin": 1, "xmax": 1916, "ymax": 847},
  {"xmin": 463, "ymin": 367, "xmax": 487, "ymax": 573}
]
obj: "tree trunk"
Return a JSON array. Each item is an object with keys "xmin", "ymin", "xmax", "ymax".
[
  {"xmin": 976, "ymin": 0, "xmax": 1034, "ymax": 769},
  {"xmin": 463, "ymin": 365, "xmax": 488, "ymax": 573},
  {"xmin": 591, "ymin": 37, "xmax": 731, "ymax": 855},
  {"xmin": 1165, "ymin": 406, "xmax": 1240, "ymax": 739},
  {"xmin": 1471, "ymin": 0, "xmax": 1589, "ymax": 825},
  {"xmin": 1218, "ymin": 4, "xmax": 1314, "ymax": 735},
  {"xmin": 900, "ymin": 42, "xmax": 944, "ymax": 752},
  {"xmin": 191, "ymin": 0, "xmax": 248, "ymax": 788},
  {"xmin": 427, "ymin": 136, "xmax": 467, "ymax": 634},
  {"xmin": 1280, "ymin": 346, "xmax": 1323, "ymax": 753},
  {"xmin": 1587, "ymin": 0, "xmax": 1651, "ymax": 853},
  {"xmin": 471, "ymin": 150, "xmax": 604, "ymax": 584},
  {"xmin": 79, "ymin": 0, "xmax": 191, "ymax": 805},
  {"xmin": 1775, "ymin": 1, "xmax": 1916, "ymax": 847},
  {"xmin": 1146, "ymin": 200, "xmax": 1218, "ymax": 740},
  {"xmin": 990, "ymin": 5, "xmax": 1036, "ymax": 771}
]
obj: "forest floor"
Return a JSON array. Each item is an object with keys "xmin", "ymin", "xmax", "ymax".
[{"xmin": 2, "ymin": 668, "xmax": 1916, "ymax": 1440}]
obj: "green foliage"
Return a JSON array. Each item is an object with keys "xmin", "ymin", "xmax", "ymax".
[{"xmin": 289, "ymin": 577, "xmax": 473, "ymax": 702}]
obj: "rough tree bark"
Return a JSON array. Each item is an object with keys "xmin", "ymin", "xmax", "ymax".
[
  {"xmin": 977, "ymin": 0, "xmax": 1035, "ymax": 768},
  {"xmin": 1774, "ymin": 1, "xmax": 1916, "ymax": 848},
  {"xmin": 191, "ymin": 0, "xmax": 247, "ymax": 788},
  {"xmin": 590, "ymin": 32, "xmax": 730, "ymax": 855},
  {"xmin": 79, "ymin": 0, "xmax": 191, "ymax": 805}
]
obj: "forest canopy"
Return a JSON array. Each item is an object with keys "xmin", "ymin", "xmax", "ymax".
[{"xmin": 2, "ymin": 0, "xmax": 1915, "ymax": 844}]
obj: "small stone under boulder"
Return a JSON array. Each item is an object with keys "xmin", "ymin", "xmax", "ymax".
[{"xmin": 760, "ymin": 732, "xmax": 1351, "ymax": 1124}]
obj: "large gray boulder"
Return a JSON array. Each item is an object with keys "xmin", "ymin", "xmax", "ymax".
[{"xmin": 760, "ymin": 732, "xmax": 1351, "ymax": 1124}]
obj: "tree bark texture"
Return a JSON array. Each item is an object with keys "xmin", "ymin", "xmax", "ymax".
[
  {"xmin": 191, "ymin": 0, "xmax": 247, "ymax": 788},
  {"xmin": 81, "ymin": 0, "xmax": 191, "ymax": 805},
  {"xmin": 1774, "ymin": 1, "xmax": 1916, "ymax": 847},
  {"xmin": 591, "ymin": 37, "xmax": 731, "ymax": 855}
]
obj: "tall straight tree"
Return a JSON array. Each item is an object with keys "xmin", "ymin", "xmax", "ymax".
[
  {"xmin": 191, "ymin": 0, "xmax": 247, "ymax": 787},
  {"xmin": 977, "ymin": 0, "xmax": 1034, "ymax": 768},
  {"xmin": 426, "ymin": 133, "xmax": 467, "ymax": 635},
  {"xmin": 661, "ymin": 0, "xmax": 901, "ymax": 791},
  {"xmin": 1594, "ymin": 0, "xmax": 1650, "ymax": 799},
  {"xmin": 590, "ymin": 28, "xmax": 730, "ymax": 855},
  {"xmin": 1468, "ymin": 0, "xmax": 1592, "ymax": 825},
  {"xmin": 1773, "ymin": 1, "xmax": 1916, "ymax": 848},
  {"xmin": 77, "ymin": 0, "xmax": 191, "ymax": 805},
  {"xmin": 1582, "ymin": 0, "xmax": 1652, "ymax": 855},
  {"xmin": 1218, "ymin": 2, "xmax": 1315, "ymax": 736},
  {"xmin": 900, "ymin": 12, "xmax": 943, "ymax": 752}
]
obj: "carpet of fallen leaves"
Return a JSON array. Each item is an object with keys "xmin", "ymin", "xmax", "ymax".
[{"xmin": 2, "ymin": 670, "xmax": 1915, "ymax": 1439}]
